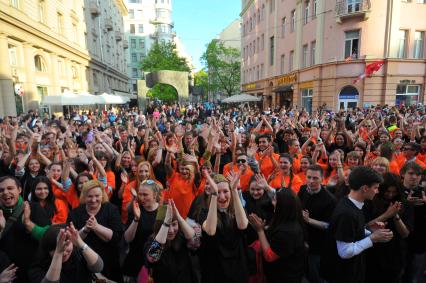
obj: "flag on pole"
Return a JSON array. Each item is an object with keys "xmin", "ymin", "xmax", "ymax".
[{"xmin": 353, "ymin": 60, "xmax": 385, "ymax": 84}]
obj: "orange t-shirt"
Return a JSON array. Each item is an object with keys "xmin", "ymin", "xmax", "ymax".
[
  {"xmin": 296, "ymin": 171, "xmax": 306, "ymax": 185},
  {"xmin": 164, "ymin": 172, "xmax": 197, "ymax": 219},
  {"xmin": 268, "ymin": 172, "xmax": 303, "ymax": 193},
  {"xmin": 52, "ymin": 199, "xmax": 69, "ymax": 224},
  {"xmin": 52, "ymin": 182, "xmax": 80, "ymax": 209},
  {"xmin": 255, "ymin": 152, "xmax": 280, "ymax": 179},
  {"xmin": 292, "ymin": 154, "xmax": 302, "ymax": 174},
  {"xmin": 223, "ymin": 163, "xmax": 254, "ymax": 192},
  {"xmin": 93, "ymin": 170, "xmax": 116, "ymax": 199}
]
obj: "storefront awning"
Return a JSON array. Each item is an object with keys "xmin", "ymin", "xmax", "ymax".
[
  {"xmin": 274, "ymin": 84, "xmax": 293, "ymax": 92},
  {"xmin": 113, "ymin": 90, "xmax": 137, "ymax": 99}
]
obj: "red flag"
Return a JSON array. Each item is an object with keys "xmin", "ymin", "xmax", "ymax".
[{"xmin": 353, "ymin": 60, "xmax": 385, "ymax": 84}]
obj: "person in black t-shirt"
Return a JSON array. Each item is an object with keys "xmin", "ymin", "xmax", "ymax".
[
  {"xmin": 329, "ymin": 166, "xmax": 393, "ymax": 283},
  {"xmin": 298, "ymin": 165, "xmax": 336, "ymax": 283}
]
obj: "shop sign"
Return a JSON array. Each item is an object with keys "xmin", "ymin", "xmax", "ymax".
[
  {"xmin": 299, "ymin": 81, "xmax": 313, "ymax": 89},
  {"xmin": 400, "ymin": 80, "xmax": 416, "ymax": 84},
  {"xmin": 242, "ymin": 83, "xmax": 260, "ymax": 90},
  {"xmin": 277, "ymin": 74, "xmax": 297, "ymax": 86}
]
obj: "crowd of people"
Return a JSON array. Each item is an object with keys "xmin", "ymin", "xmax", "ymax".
[{"xmin": 0, "ymin": 102, "xmax": 425, "ymax": 283}]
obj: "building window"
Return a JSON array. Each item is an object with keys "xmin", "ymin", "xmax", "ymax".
[
  {"xmin": 304, "ymin": 1, "xmax": 310, "ymax": 24},
  {"xmin": 396, "ymin": 84, "xmax": 421, "ymax": 106},
  {"xmin": 130, "ymin": 39, "xmax": 136, "ymax": 48},
  {"xmin": 132, "ymin": 83, "xmax": 137, "ymax": 91},
  {"xmin": 72, "ymin": 23, "xmax": 78, "ymax": 43},
  {"xmin": 280, "ymin": 54, "xmax": 285, "ymax": 74},
  {"xmin": 34, "ymin": 55, "xmax": 47, "ymax": 72},
  {"xmin": 10, "ymin": 0, "xmax": 19, "ymax": 8},
  {"xmin": 38, "ymin": 0, "xmax": 46, "ymax": 23},
  {"xmin": 270, "ymin": 0, "xmax": 275, "ymax": 13},
  {"xmin": 281, "ymin": 17, "xmax": 286, "ymax": 38},
  {"xmin": 397, "ymin": 30, "xmax": 408, "ymax": 58},
  {"xmin": 8, "ymin": 45, "xmax": 17, "ymax": 66},
  {"xmin": 139, "ymin": 53, "xmax": 145, "ymax": 61},
  {"xmin": 256, "ymin": 65, "xmax": 260, "ymax": 80},
  {"xmin": 132, "ymin": 68, "xmax": 138, "ymax": 78},
  {"xmin": 414, "ymin": 31, "xmax": 424, "ymax": 58},
  {"xmin": 311, "ymin": 41, "xmax": 316, "ymax": 65},
  {"xmin": 347, "ymin": 0, "xmax": 363, "ymax": 13},
  {"xmin": 138, "ymin": 24, "xmax": 144, "ymax": 33},
  {"xmin": 260, "ymin": 64, "xmax": 264, "ymax": 79},
  {"xmin": 291, "ymin": 10, "xmax": 296, "ymax": 32},
  {"xmin": 139, "ymin": 39, "xmax": 145, "ymax": 49},
  {"xmin": 302, "ymin": 44, "xmax": 308, "ymax": 67},
  {"xmin": 57, "ymin": 13, "xmax": 63, "ymax": 35},
  {"xmin": 344, "ymin": 30, "xmax": 360, "ymax": 59},
  {"xmin": 131, "ymin": 53, "xmax": 137, "ymax": 62},
  {"xmin": 270, "ymin": 36, "xmax": 275, "ymax": 65},
  {"xmin": 261, "ymin": 34, "xmax": 264, "ymax": 50},
  {"xmin": 130, "ymin": 24, "xmax": 135, "ymax": 34},
  {"xmin": 253, "ymin": 40, "xmax": 256, "ymax": 54},
  {"xmin": 36, "ymin": 86, "xmax": 48, "ymax": 100},
  {"xmin": 313, "ymin": 0, "xmax": 317, "ymax": 17},
  {"xmin": 71, "ymin": 65, "xmax": 79, "ymax": 79},
  {"xmin": 93, "ymin": 73, "xmax": 98, "ymax": 87},
  {"xmin": 289, "ymin": 51, "xmax": 294, "ymax": 71},
  {"xmin": 301, "ymin": 88, "xmax": 313, "ymax": 113},
  {"xmin": 129, "ymin": 9, "xmax": 134, "ymax": 19},
  {"xmin": 57, "ymin": 59, "xmax": 64, "ymax": 77},
  {"xmin": 261, "ymin": 4, "xmax": 265, "ymax": 20}
]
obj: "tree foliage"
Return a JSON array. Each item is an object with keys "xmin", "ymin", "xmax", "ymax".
[
  {"xmin": 140, "ymin": 41, "xmax": 191, "ymax": 73},
  {"xmin": 193, "ymin": 69, "xmax": 208, "ymax": 100},
  {"xmin": 146, "ymin": 83, "xmax": 178, "ymax": 103},
  {"xmin": 201, "ymin": 40, "xmax": 241, "ymax": 98}
]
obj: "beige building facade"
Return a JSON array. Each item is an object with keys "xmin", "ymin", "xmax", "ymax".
[
  {"xmin": 241, "ymin": 0, "xmax": 426, "ymax": 111},
  {"xmin": 0, "ymin": 0, "xmax": 128, "ymax": 116}
]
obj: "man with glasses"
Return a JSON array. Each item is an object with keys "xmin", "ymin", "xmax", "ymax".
[
  {"xmin": 400, "ymin": 162, "xmax": 426, "ymax": 283},
  {"xmin": 398, "ymin": 142, "xmax": 426, "ymax": 171}
]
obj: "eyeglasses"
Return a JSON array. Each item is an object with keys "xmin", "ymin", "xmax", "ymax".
[{"xmin": 236, "ymin": 159, "xmax": 247, "ymax": 164}]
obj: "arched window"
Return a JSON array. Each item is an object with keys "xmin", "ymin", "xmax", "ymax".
[{"xmin": 34, "ymin": 55, "xmax": 47, "ymax": 72}]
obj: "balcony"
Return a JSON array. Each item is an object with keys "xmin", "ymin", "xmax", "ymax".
[
  {"xmin": 90, "ymin": 1, "xmax": 100, "ymax": 16},
  {"xmin": 115, "ymin": 31, "xmax": 122, "ymax": 41},
  {"xmin": 335, "ymin": 0, "xmax": 371, "ymax": 23},
  {"xmin": 123, "ymin": 40, "xmax": 128, "ymax": 49},
  {"xmin": 105, "ymin": 17, "xmax": 113, "ymax": 31}
]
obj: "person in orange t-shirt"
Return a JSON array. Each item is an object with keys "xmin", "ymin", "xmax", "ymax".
[
  {"xmin": 397, "ymin": 142, "xmax": 426, "ymax": 171},
  {"xmin": 268, "ymin": 153, "xmax": 303, "ymax": 193},
  {"xmin": 163, "ymin": 152, "xmax": 199, "ymax": 219},
  {"xmin": 223, "ymin": 153, "xmax": 254, "ymax": 192},
  {"xmin": 254, "ymin": 134, "xmax": 279, "ymax": 179}
]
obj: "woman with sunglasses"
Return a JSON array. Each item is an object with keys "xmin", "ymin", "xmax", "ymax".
[
  {"xmin": 122, "ymin": 179, "xmax": 162, "ymax": 282},
  {"xmin": 200, "ymin": 172, "xmax": 249, "ymax": 283},
  {"xmin": 120, "ymin": 161, "xmax": 160, "ymax": 224}
]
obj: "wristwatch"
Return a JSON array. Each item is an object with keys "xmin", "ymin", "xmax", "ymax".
[
  {"xmin": 80, "ymin": 243, "xmax": 89, "ymax": 252},
  {"xmin": 210, "ymin": 191, "xmax": 218, "ymax": 196},
  {"xmin": 163, "ymin": 222, "xmax": 171, "ymax": 227}
]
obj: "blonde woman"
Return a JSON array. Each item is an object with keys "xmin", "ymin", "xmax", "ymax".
[
  {"xmin": 371, "ymin": 157, "xmax": 390, "ymax": 175},
  {"xmin": 68, "ymin": 180, "xmax": 123, "ymax": 282}
]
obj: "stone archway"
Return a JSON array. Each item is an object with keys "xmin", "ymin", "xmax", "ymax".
[{"xmin": 137, "ymin": 70, "xmax": 189, "ymax": 111}]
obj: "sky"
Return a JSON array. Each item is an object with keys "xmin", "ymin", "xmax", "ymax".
[{"xmin": 173, "ymin": 0, "xmax": 241, "ymax": 71}]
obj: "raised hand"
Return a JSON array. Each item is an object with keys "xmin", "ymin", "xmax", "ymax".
[
  {"xmin": 227, "ymin": 170, "xmax": 241, "ymax": 191},
  {"xmin": 0, "ymin": 210, "xmax": 5, "ymax": 232},
  {"xmin": 85, "ymin": 215, "xmax": 98, "ymax": 231},
  {"xmin": 164, "ymin": 201, "xmax": 174, "ymax": 225},
  {"xmin": 0, "ymin": 264, "xmax": 18, "ymax": 283},
  {"xmin": 55, "ymin": 229, "xmax": 68, "ymax": 254},
  {"xmin": 133, "ymin": 200, "xmax": 141, "ymax": 221},
  {"xmin": 67, "ymin": 222, "xmax": 83, "ymax": 247},
  {"xmin": 248, "ymin": 213, "xmax": 265, "ymax": 232}
]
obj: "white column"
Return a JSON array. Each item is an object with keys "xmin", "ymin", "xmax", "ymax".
[
  {"xmin": 22, "ymin": 43, "xmax": 38, "ymax": 111},
  {"xmin": 0, "ymin": 33, "xmax": 17, "ymax": 116},
  {"xmin": 315, "ymin": 0, "xmax": 326, "ymax": 64}
]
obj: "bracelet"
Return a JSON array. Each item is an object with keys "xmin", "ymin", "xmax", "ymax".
[
  {"xmin": 82, "ymin": 227, "xmax": 89, "ymax": 234},
  {"xmin": 80, "ymin": 243, "xmax": 89, "ymax": 252},
  {"xmin": 133, "ymin": 218, "xmax": 139, "ymax": 223},
  {"xmin": 162, "ymin": 222, "xmax": 170, "ymax": 227},
  {"xmin": 210, "ymin": 191, "xmax": 218, "ymax": 196}
]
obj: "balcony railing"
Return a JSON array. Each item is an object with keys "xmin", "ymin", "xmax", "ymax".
[{"xmin": 335, "ymin": 0, "xmax": 371, "ymax": 22}]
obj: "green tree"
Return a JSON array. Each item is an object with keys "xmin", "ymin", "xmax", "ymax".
[
  {"xmin": 201, "ymin": 40, "xmax": 241, "ymax": 98},
  {"xmin": 193, "ymin": 69, "xmax": 208, "ymax": 100},
  {"xmin": 146, "ymin": 84, "xmax": 178, "ymax": 103},
  {"xmin": 140, "ymin": 41, "xmax": 191, "ymax": 73}
]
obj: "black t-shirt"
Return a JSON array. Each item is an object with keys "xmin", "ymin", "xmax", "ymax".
[
  {"xmin": 329, "ymin": 197, "xmax": 368, "ymax": 283},
  {"xmin": 122, "ymin": 206, "xmax": 157, "ymax": 276},
  {"xmin": 263, "ymin": 221, "xmax": 305, "ymax": 283},
  {"xmin": 298, "ymin": 185, "xmax": 337, "ymax": 255},
  {"xmin": 403, "ymin": 186, "xmax": 426, "ymax": 253}
]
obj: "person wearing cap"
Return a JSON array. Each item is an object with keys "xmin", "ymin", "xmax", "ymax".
[{"xmin": 67, "ymin": 180, "xmax": 123, "ymax": 282}]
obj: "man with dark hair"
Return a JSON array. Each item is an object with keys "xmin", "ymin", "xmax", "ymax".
[
  {"xmin": 329, "ymin": 166, "xmax": 393, "ymax": 283},
  {"xmin": 400, "ymin": 161, "xmax": 426, "ymax": 283},
  {"xmin": 298, "ymin": 164, "xmax": 337, "ymax": 283},
  {"xmin": 0, "ymin": 176, "xmax": 39, "ymax": 283},
  {"xmin": 253, "ymin": 134, "xmax": 279, "ymax": 179},
  {"xmin": 398, "ymin": 142, "xmax": 426, "ymax": 170}
]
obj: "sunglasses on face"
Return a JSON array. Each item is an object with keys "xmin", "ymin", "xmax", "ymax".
[{"xmin": 236, "ymin": 159, "xmax": 247, "ymax": 164}]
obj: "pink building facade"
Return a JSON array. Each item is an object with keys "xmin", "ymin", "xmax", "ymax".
[{"xmin": 240, "ymin": 0, "xmax": 426, "ymax": 111}]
